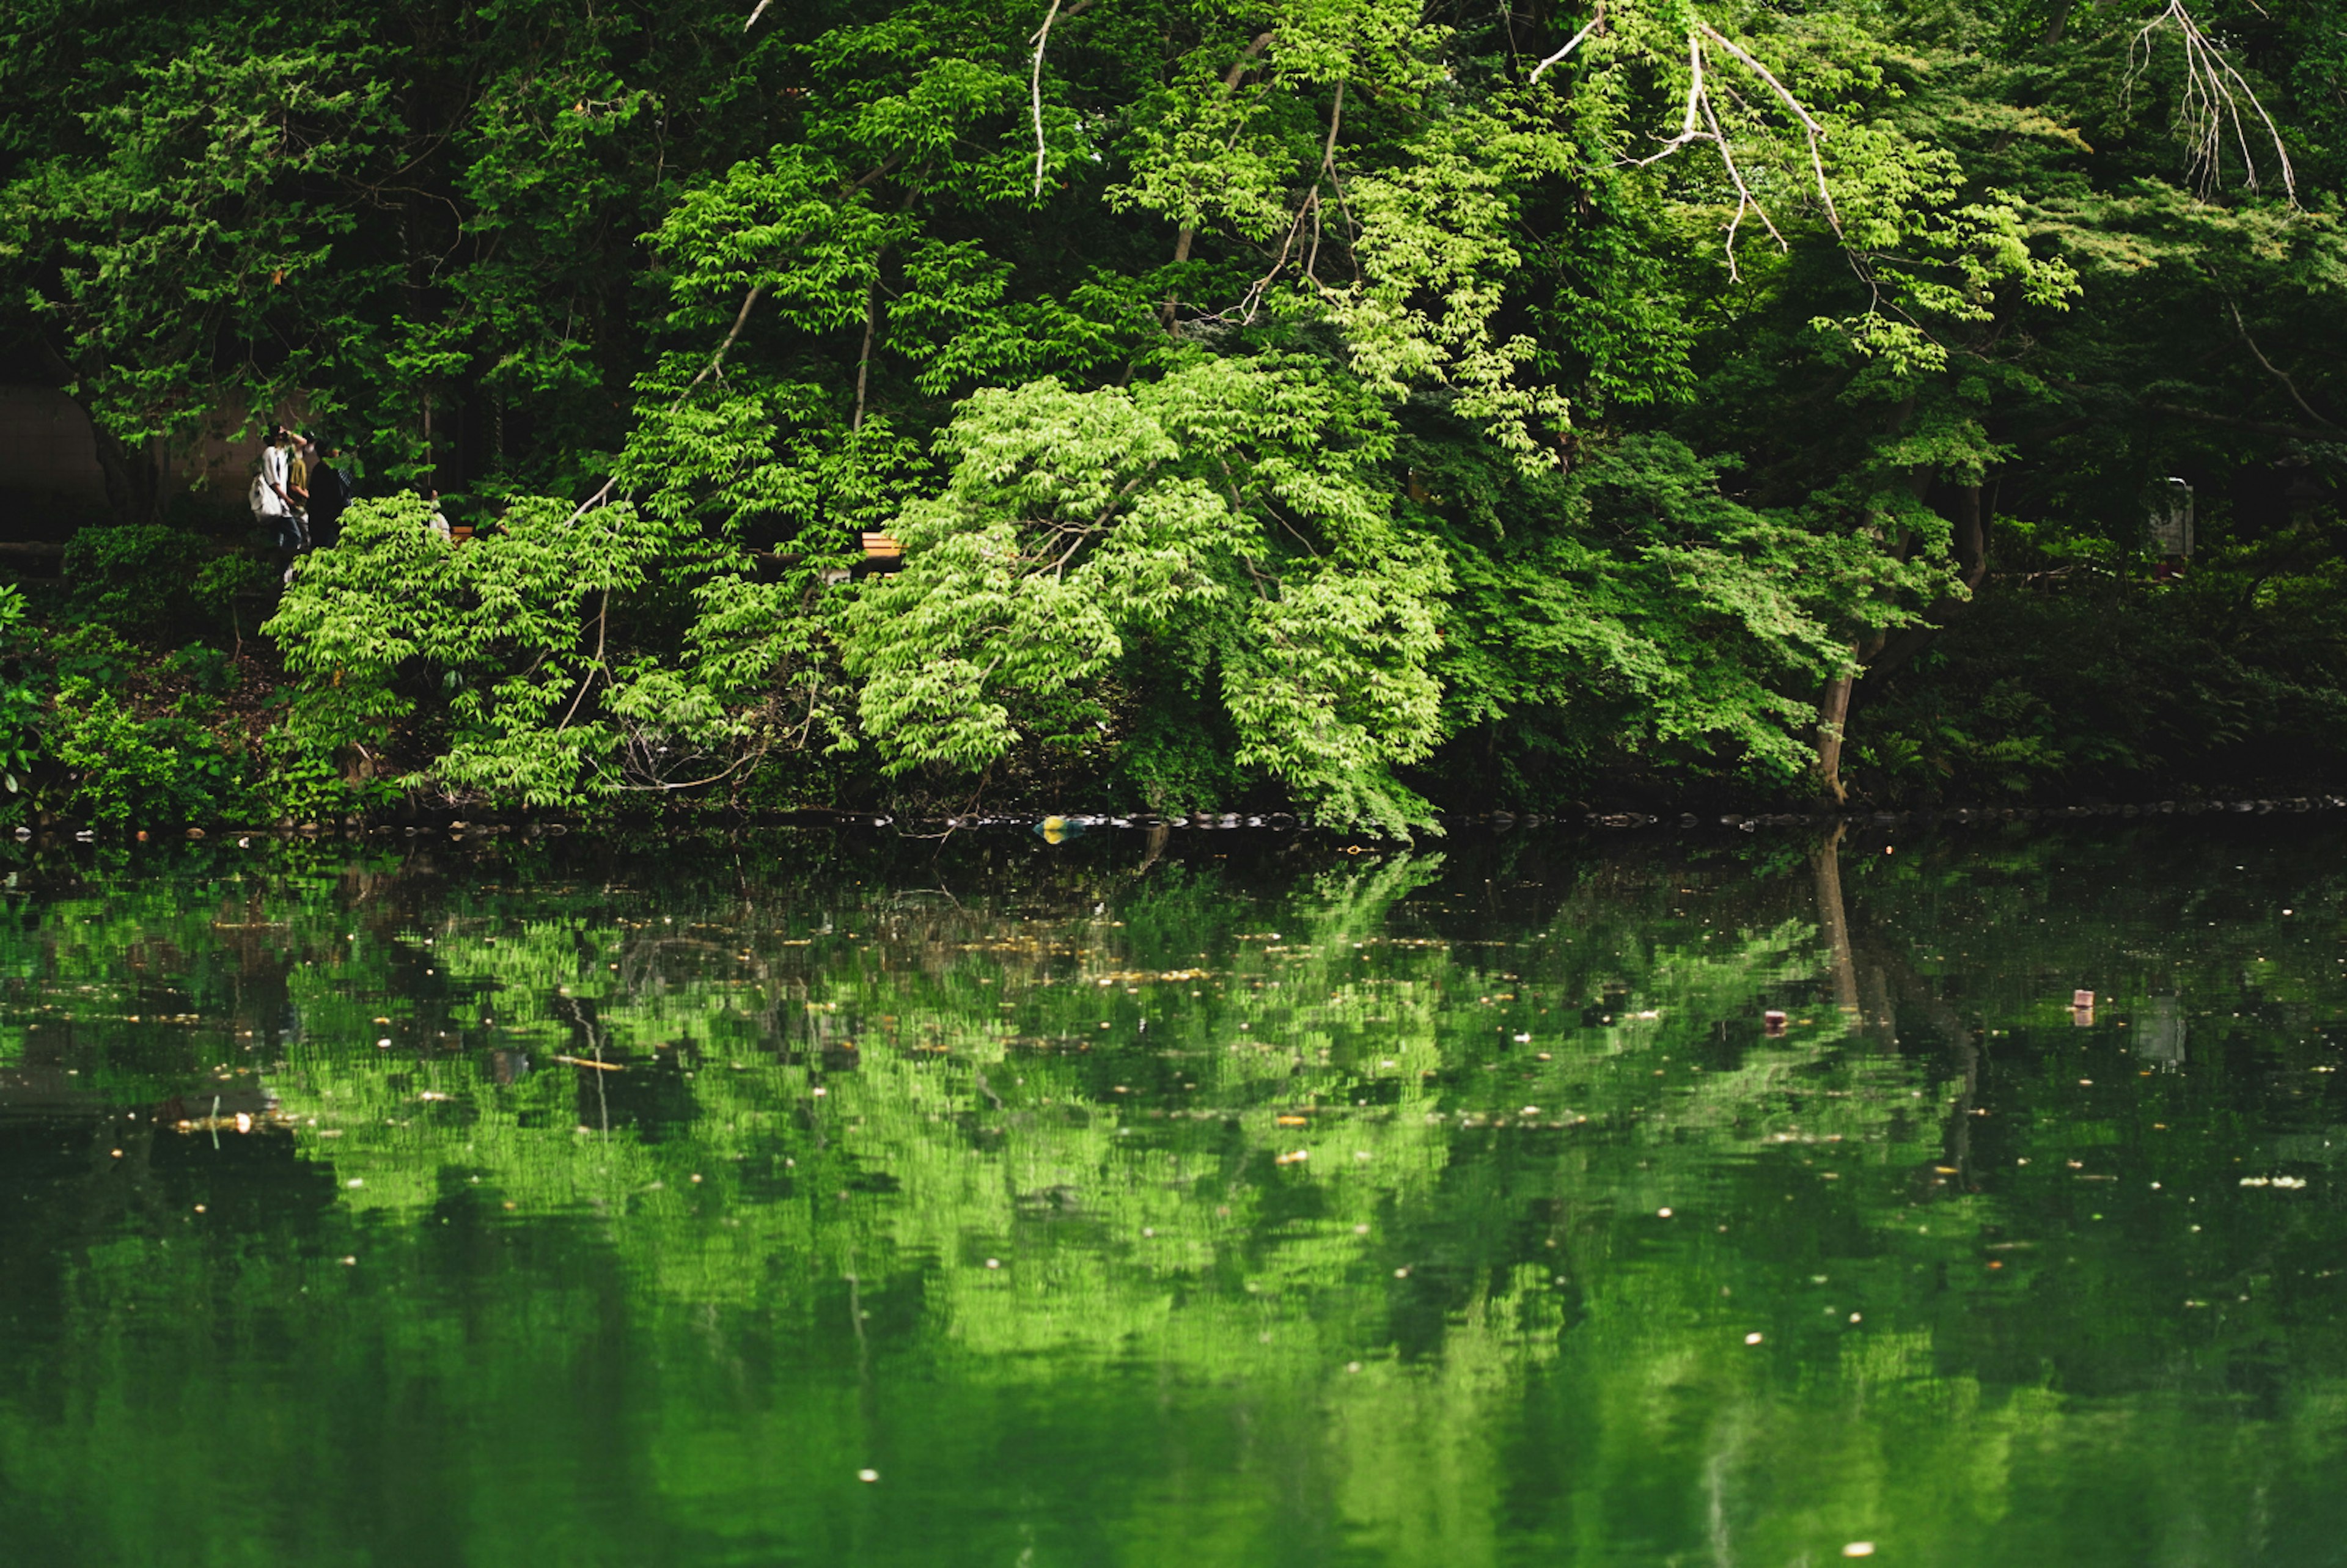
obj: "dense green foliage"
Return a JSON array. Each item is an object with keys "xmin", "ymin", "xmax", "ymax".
[
  {"xmin": 1, "ymin": 0, "xmax": 2342, "ymax": 824},
  {"xmin": 1, "ymin": 823, "xmax": 2346, "ymax": 1561}
]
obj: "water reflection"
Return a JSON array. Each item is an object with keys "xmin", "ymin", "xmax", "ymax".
[{"xmin": 0, "ymin": 822, "xmax": 2341, "ymax": 1565}]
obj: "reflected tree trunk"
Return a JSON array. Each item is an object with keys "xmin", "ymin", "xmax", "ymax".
[
  {"xmin": 1812, "ymin": 823, "xmax": 1903, "ymax": 1047},
  {"xmin": 1814, "ymin": 826, "xmax": 1986, "ymax": 1184},
  {"xmin": 1811, "ymin": 824, "xmax": 1862, "ymax": 1028}
]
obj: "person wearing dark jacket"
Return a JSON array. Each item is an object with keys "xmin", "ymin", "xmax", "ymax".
[{"xmin": 306, "ymin": 440, "xmax": 353, "ymax": 548}]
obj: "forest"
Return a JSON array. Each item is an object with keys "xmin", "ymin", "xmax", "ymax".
[{"xmin": 1, "ymin": 0, "xmax": 2343, "ymax": 831}]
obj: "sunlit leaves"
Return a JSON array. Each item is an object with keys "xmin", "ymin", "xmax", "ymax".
[{"xmin": 839, "ymin": 359, "xmax": 1449, "ymax": 828}]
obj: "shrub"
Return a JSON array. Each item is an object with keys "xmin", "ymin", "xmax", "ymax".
[
  {"xmin": 50, "ymin": 677, "xmax": 246, "ymax": 825},
  {"xmin": 61, "ymin": 523, "xmax": 207, "ymax": 635}
]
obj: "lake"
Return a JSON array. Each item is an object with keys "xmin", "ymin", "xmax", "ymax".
[{"xmin": 0, "ymin": 819, "xmax": 2340, "ymax": 1566}]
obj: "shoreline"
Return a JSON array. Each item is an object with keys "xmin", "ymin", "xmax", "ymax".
[{"xmin": 15, "ymin": 791, "xmax": 2346, "ymax": 848}]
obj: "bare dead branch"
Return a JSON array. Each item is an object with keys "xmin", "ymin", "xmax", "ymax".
[
  {"xmin": 1029, "ymin": 0, "xmax": 1066, "ymax": 198},
  {"xmin": 1697, "ymin": 73, "xmax": 1785, "ymax": 280},
  {"xmin": 1237, "ymin": 193, "xmax": 1316, "ymax": 324},
  {"xmin": 743, "ymin": 0, "xmax": 774, "ymax": 29},
  {"xmin": 1625, "ymin": 32, "xmax": 1706, "ymax": 167},
  {"xmin": 2129, "ymin": 0, "xmax": 2296, "ymax": 202},
  {"xmin": 1527, "ymin": 4, "xmax": 1604, "ymax": 84},
  {"xmin": 1263, "ymin": 79, "xmax": 1348, "ymax": 312},
  {"xmin": 1694, "ymin": 22, "xmax": 1840, "ymax": 233}
]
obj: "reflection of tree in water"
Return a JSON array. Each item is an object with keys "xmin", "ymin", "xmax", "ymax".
[{"xmin": 0, "ymin": 827, "xmax": 2338, "ymax": 1561}]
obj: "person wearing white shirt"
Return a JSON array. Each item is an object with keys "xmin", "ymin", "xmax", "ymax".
[{"xmin": 255, "ymin": 428, "xmax": 303, "ymax": 547}]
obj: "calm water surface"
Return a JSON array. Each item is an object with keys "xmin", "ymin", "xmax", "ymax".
[{"xmin": 1, "ymin": 822, "xmax": 2343, "ymax": 1566}]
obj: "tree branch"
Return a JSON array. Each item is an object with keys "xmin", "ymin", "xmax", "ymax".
[
  {"xmin": 1697, "ymin": 64, "xmax": 1784, "ymax": 279},
  {"xmin": 1164, "ymin": 31, "xmax": 1275, "ymax": 329},
  {"xmin": 2130, "ymin": 0, "xmax": 2296, "ymax": 202},
  {"xmin": 1625, "ymin": 33, "xmax": 1706, "ymax": 167},
  {"xmin": 1027, "ymin": 0, "xmax": 1092, "ymax": 199},
  {"xmin": 554, "ymin": 590, "xmax": 610, "ymax": 733},
  {"xmin": 567, "ymin": 281, "xmax": 766, "ymax": 523},
  {"xmin": 1694, "ymin": 22, "xmax": 1840, "ymax": 233},
  {"xmin": 2142, "ymin": 400, "xmax": 2335, "ymax": 441},
  {"xmin": 2226, "ymin": 297, "xmax": 2341, "ymax": 433},
  {"xmin": 1029, "ymin": 0, "xmax": 1066, "ymax": 199},
  {"xmin": 1527, "ymin": 4, "xmax": 1603, "ymax": 84},
  {"xmin": 854, "ymin": 279, "xmax": 880, "ymax": 431}
]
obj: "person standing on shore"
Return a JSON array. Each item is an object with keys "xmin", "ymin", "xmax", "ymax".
[
  {"xmin": 253, "ymin": 426, "xmax": 299, "ymax": 552},
  {"xmin": 307, "ymin": 439, "xmax": 353, "ymax": 548},
  {"xmin": 286, "ymin": 432, "xmax": 314, "ymax": 546}
]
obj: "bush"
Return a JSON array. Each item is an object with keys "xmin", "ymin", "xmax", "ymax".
[
  {"xmin": 48, "ymin": 624, "xmax": 134, "ymax": 686},
  {"xmin": 50, "ymin": 676, "xmax": 246, "ymax": 825},
  {"xmin": 163, "ymin": 642, "xmax": 240, "ymax": 695},
  {"xmin": 61, "ymin": 523, "xmax": 208, "ymax": 635},
  {"xmin": 257, "ymin": 721, "xmax": 400, "ymax": 820}
]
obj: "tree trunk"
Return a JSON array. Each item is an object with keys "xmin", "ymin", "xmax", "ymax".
[
  {"xmin": 1865, "ymin": 482, "xmax": 1987, "ymax": 683},
  {"xmin": 1161, "ymin": 32, "xmax": 1274, "ymax": 331},
  {"xmin": 1814, "ymin": 669, "xmax": 1858, "ymax": 806},
  {"xmin": 1953, "ymin": 480, "xmax": 1985, "ymax": 587},
  {"xmin": 1813, "ymin": 628, "xmax": 1886, "ymax": 804},
  {"xmin": 1818, "ymin": 482, "xmax": 1989, "ymax": 799},
  {"xmin": 37, "ymin": 342, "xmax": 163, "ymax": 527},
  {"xmin": 853, "ymin": 279, "xmax": 881, "ymax": 430},
  {"xmin": 89, "ymin": 423, "xmax": 164, "ymax": 528}
]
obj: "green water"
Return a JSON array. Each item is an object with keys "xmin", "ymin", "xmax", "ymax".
[{"xmin": 0, "ymin": 822, "xmax": 2343, "ymax": 1566}]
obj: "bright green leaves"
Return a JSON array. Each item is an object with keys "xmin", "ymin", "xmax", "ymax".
[
  {"xmin": 654, "ymin": 148, "xmax": 902, "ymax": 337},
  {"xmin": 1109, "ymin": 4, "xmax": 1577, "ymax": 466},
  {"xmin": 1328, "ymin": 101, "xmax": 1576, "ymax": 466},
  {"xmin": 838, "ymin": 378, "xmax": 1197, "ymax": 776},
  {"xmin": 891, "ymin": 243, "xmax": 1150, "ymax": 394},
  {"xmin": 266, "ymin": 494, "xmax": 842, "ymax": 808},
  {"xmin": 803, "ymin": 5, "xmax": 1032, "ymax": 181},
  {"xmin": 839, "ymin": 361, "xmax": 1450, "ymax": 830},
  {"xmin": 170, "ymin": 0, "xmax": 2343, "ymax": 822},
  {"xmin": 1815, "ymin": 174, "xmax": 2082, "ymax": 377},
  {"xmin": 1111, "ymin": 29, "xmax": 1310, "ymax": 247},
  {"xmin": 1222, "ymin": 545, "xmax": 1447, "ymax": 829}
]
